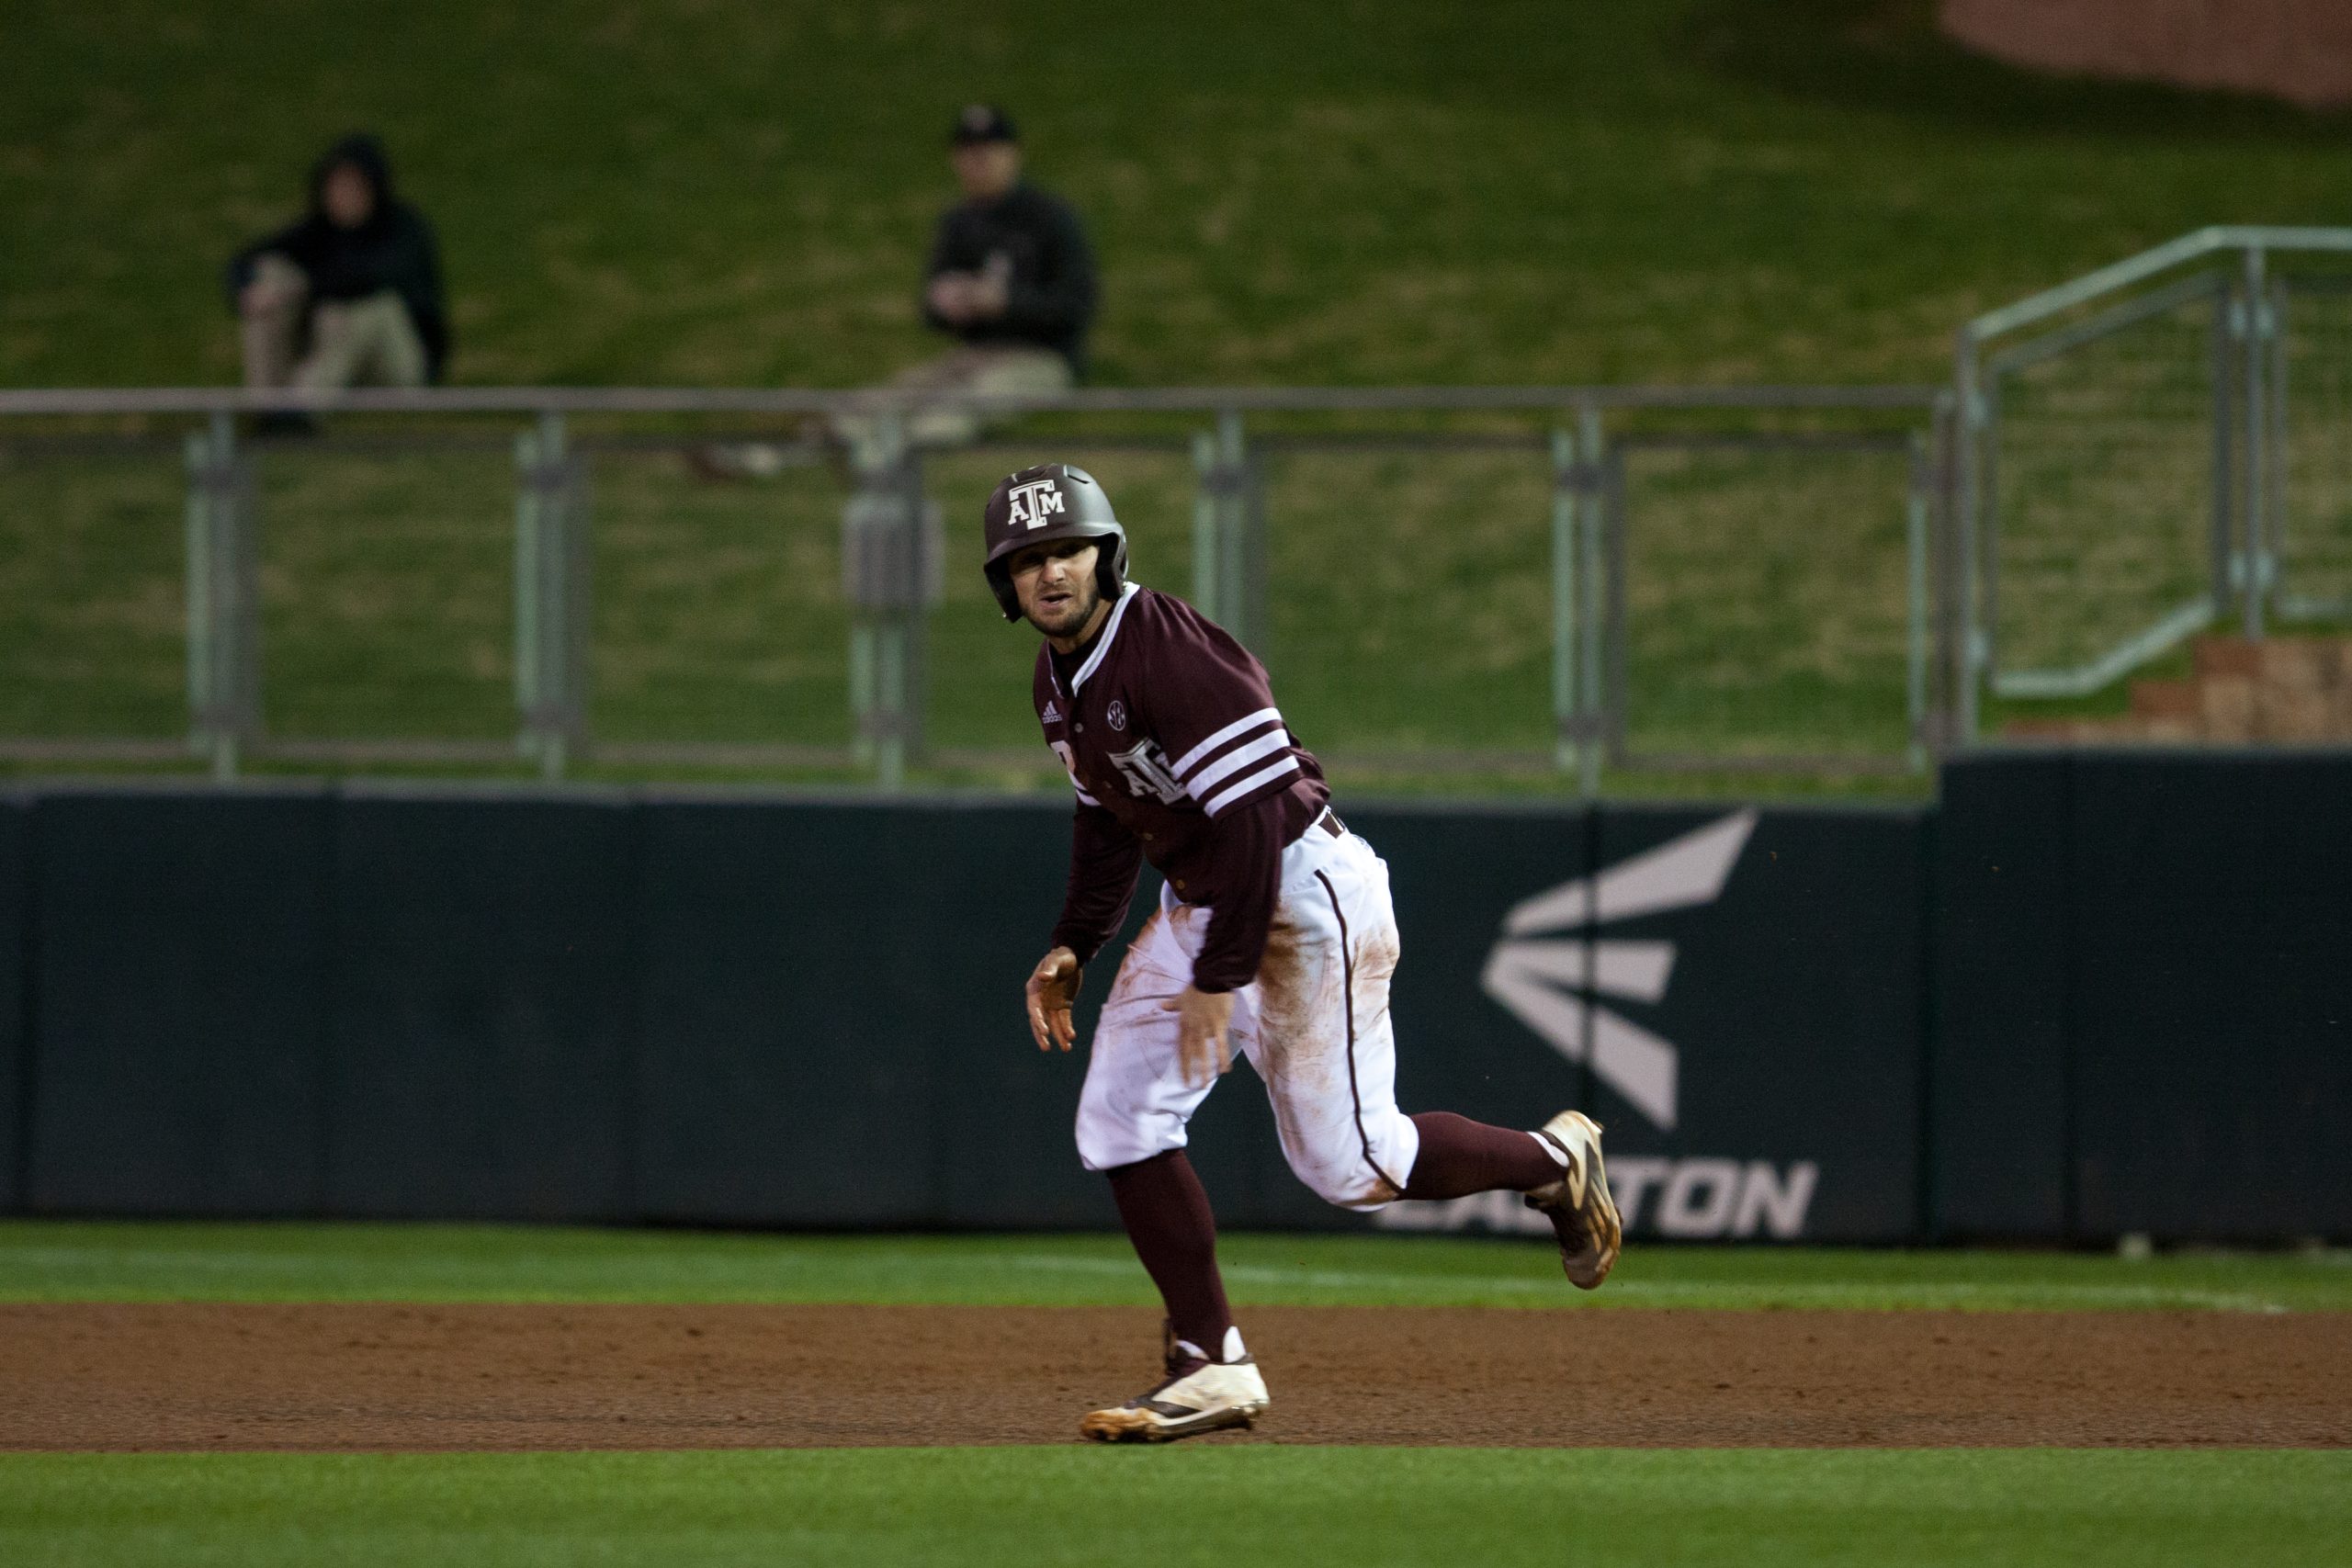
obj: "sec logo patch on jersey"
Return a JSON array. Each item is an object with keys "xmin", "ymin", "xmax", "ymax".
[{"xmin": 1106, "ymin": 699, "xmax": 1127, "ymax": 731}]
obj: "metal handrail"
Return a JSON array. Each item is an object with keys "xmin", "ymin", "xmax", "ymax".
[
  {"xmin": 1966, "ymin": 226, "xmax": 2352, "ymax": 343},
  {"xmin": 0, "ymin": 382, "xmax": 1947, "ymax": 789},
  {"xmin": 0, "ymin": 383, "xmax": 1942, "ymax": 417},
  {"xmin": 1951, "ymin": 227, "xmax": 2352, "ymax": 738}
]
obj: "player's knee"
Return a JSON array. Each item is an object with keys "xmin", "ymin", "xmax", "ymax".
[
  {"xmin": 1291, "ymin": 1152, "xmax": 1397, "ymax": 1211},
  {"xmin": 1285, "ymin": 1110, "xmax": 1416, "ymax": 1210},
  {"xmin": 1075, "ymin": 1100, "xmax": 1184, "ymax": 1174}
]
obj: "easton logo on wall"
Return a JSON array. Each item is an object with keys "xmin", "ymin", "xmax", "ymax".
[
  {"xmin": 1382, "ymin": 808, "xmax": 1819, "ymax": 1242},
  {"xmin": 1479, "ymin": 809, "xmax": 1757, "ymax": 1131}
]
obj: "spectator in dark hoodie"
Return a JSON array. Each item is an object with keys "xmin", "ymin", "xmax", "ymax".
[{"xmin": 227, "ymin": 134, "xmax": 448, "ymax": 395}]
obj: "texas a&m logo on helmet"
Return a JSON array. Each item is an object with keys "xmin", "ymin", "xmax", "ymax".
[{"xmin": 1006, "ymin": 479, "xmax": 1067, "ymax": 528}]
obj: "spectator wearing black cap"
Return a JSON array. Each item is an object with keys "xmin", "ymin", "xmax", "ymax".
[
  {"xmin": 226, "ymin": 133, "xmax": 448, "ymax": 400},
  {"xmin": 842, "ymin": 103, "xmax": 1096, "ymax": 460},
  {"xmin": 692, "ymin": 103, "xmax": 1098, "ymax": 478}
]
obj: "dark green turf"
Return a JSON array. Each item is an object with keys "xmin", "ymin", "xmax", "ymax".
[
  {"xmin": 4, "ymin": 1223, "xmax": 2345, "ymax": 1312},
  {"xmin": 2, "ymin": 1450, "xmax": 2346, "ymax": 1568}
]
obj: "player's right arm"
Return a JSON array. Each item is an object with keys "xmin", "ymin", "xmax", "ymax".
[
  {"xmin": 1051, "ymin": 801, "xmax": 1143, "ymax": 957},
  {"xmin": 1025, "ymin": 802, "xmax": 1142, "ymax": 1052}
]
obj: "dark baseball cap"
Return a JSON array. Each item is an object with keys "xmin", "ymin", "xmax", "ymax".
[{"xmin": 951, "ymin": 103, "xmax": 1019, "ymax": 145}]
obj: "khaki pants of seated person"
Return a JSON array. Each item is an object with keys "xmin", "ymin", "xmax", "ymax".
[
  {"xmin": 834, "ymin": 344, "xmax": 1073, "ymax": 467},
  {"xmin": 240, "ymin": 254, "xmax": 428, "ymax": 391}
]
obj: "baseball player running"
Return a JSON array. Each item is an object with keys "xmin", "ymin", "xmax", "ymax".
[{"xmin": 988, "ymin": 463, "xmax": 1622, "ymax": 1444}]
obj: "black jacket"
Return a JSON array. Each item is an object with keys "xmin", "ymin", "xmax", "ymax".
[
  {"xmin": 922, "ymin": 182, "xmax": 1096, "ymax": 373},
  {"xmin": 225, "ymin": 134, "xmax": 450, "ymax": 381}
]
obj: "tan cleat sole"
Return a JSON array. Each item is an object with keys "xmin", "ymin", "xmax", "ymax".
[{"xmin": 1080, "ymin": 1400, "xmax": 1264, "ymax": 1444}]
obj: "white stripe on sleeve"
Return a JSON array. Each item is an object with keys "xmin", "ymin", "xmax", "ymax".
[
  {"xmin": 1202, "ymin": 755, "xmax": 1303, "ymax": 817},
  {"xmin": 1183, "ymin": 727, "xmax": 1293, "ymax": 801},
  {"xmin": 1170, "ymin": 706, "xmax": 1282, "ymax": 780}
]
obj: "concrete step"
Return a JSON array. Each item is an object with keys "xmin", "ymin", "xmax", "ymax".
[{"xmin": 2004, "ymin": 636, "xmax": 2352, "ymax": 745}]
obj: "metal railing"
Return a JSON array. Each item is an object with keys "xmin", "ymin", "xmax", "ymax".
[
  {"xmin": 0, "ymin": 383, "xmax": 1946, "ymax": 788},
  {"xmin": 1953, "ymin": 226, "xmax": 2352, "ymax": 737}
]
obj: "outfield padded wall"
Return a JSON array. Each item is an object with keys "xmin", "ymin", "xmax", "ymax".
[
  {"xmin": 1930, "ymin": 750, "xmax": 2352, "ymax": 1243},
  {"xmin": 1929, "ymin": 756, "xmax": 2072, "ymax": 1237},
  {"xmin": 630, "ymin": 796, "xmax": 1334, "ymax": 1232},
  {"xmin": 0, "ymin": 795, "xmax": 26, "ymax": 1212},
  {"xmin": 0, "ymin": 787, "xmax": 1934, "ymax": 1239},
  {"xmin": 325, "ymin": 792, "xmax": 640, "ymax": 1222},
  {"xmin": 2065, "ymin": 753, "xmax": 2352, "ymax": 1241},
  {"xmin": 0, "ymin": 763, "xmax": 2343, "ymax": 1241},
  {"xmin": 27, "ymin": 789, "xmax": 334, "ymax": 1215},
  {"xmin": 1362, "ymin": 801, "xmax": 1931, "ymax": 1243},
  {"xmin": 632, "ymin": 800, "xmax": 940, "ymax": 1227},
  {"xmin": 1594, "ymin": 805, "xmax": 1928, "ymax": 1243}
]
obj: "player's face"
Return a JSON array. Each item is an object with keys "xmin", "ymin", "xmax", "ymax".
[{"xmin": 1010, "ymin": 539, "xmax": 1102, "ymax": 639}]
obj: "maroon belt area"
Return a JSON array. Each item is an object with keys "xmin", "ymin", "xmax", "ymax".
[{"xmin": 1317, "ymin": 807, "xmax": 1346, "ymax": 839}]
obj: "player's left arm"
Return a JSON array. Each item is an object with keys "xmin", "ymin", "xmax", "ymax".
[
  {"xmin": 1142, "ymin": 608, "xmax": 1304, "ymax": 1087},
  {"xmin": 1163, "ymin": 793, "xmax": 1284, "ymax": 1088}
]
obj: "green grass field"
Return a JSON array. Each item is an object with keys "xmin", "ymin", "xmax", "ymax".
[
  {"xmin": 3, "ymin": 1224, "xmax": 2348, "ymax": 1565},
  {"xmin": 5, "ymin": 1222, "xmax": 2348, "ymax": 1313},
  {"xmin": 8, "ymin": 1449, "xmax": 2348, "ymax": 1568},
  {"xmin": 6, "ymin": 1, "xmax": 2349, "ymax": 787}
]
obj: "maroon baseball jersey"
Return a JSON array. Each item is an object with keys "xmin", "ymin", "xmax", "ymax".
[{"xmin": 1036, "ymin": 584, "xmax": 1329, "ymax": 991}]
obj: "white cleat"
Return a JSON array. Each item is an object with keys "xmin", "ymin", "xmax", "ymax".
[
  {"xmin": 1526, "ymin": 1110, "xmax": 1623, "ymax": 1290},
  {"xmin": 1080, "ymin": 1327, "xmax": 1270, "ymax": 1444}
]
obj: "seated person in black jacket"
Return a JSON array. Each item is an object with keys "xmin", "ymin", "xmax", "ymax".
[
  {"xmin": 912, "ymin": 106, "xmax": 1094, "ymax": 417},
  {"xmin": 830, "ymin": 104, "xmax": 1096, "ymax": 466},
  {"xmin": 692, "ymin": 103, "xmax": 1098, "ymax": 479},
  {"xmin": 227, "ymin": 134, "xmax": 448, "ymax": 394}
]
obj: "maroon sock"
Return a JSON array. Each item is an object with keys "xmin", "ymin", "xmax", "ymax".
[
  {"xmin": 1401, "ymin": 1111, "xmax": 1564, "ymax": 1200},
  {"xmin": 1105, "ymin": 1150, "xmax": 1235, "ymax": 1360}
]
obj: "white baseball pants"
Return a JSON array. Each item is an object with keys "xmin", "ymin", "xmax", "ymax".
[{"xmin": 1075, "ymin": 822, "xmax": 1421, "ymax": 1210}]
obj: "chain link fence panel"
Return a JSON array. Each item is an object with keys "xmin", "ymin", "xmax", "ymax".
[{"xmin": 1608, "ymin": 435, "xmax": 1921, "ymax": 769}]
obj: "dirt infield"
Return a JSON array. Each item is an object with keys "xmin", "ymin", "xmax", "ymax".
[{"xmin": 3, "ymin": 1303, "xmax": 2346, "ymax": 1450}]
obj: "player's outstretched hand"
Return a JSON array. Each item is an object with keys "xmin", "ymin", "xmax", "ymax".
[
  {"xmin": 1026, "ymin": 947, "xmax": 1084, "ymax": 1053},
  {"xmin": 1163, "ymin": 986, "xmax": 1235, "ymax": 1089}
]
